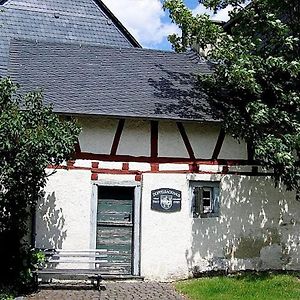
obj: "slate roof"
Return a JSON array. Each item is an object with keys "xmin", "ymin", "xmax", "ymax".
[
  {"xmin": 0, "ymin": 0, "xmax": 140, "ymax": 76},
  {"xmin": 8, "ymin": 39, "xmax": 219, "ymax": 122}
]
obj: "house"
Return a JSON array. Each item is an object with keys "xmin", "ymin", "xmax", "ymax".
[{"xmin": 1, "ymin": 0, "xmax": 300, "ymax": 281}]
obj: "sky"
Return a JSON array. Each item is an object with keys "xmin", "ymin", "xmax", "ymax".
[{"xmin": 102, "ymin": 0, "xmax": 233, "ymax": 50}]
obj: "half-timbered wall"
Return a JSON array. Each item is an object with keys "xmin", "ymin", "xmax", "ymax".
[
  {"xmin": 34, "ymin": 116, "xmax": 300, "ymax": 281},
  {"xmin": 76, "ymin": 116, "xmax": 247, "ymax": 162}
]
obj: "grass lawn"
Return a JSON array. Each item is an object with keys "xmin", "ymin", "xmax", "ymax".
[{"xmin": 176, "ymin": 273, "xmax": 300, "ymax": 300}]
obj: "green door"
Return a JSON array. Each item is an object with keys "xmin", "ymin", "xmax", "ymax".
[{"xmin": 96, "ymin": 186, "xmax": 134, "ymax": 275}]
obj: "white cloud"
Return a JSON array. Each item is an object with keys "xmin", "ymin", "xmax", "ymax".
[
  {"xmin": 192, "ymin": 4, "xmax": 212, "ymax": 16},
  {"xmin": 192, "ymin": 3, "xmax": 233, "ymax": 22},
  {"xmin": 102, "ymin": 0, "xmax": 179, "ymax": 48},
  {"xmin": 211, "ymin": 6, "xmax": 233, "ymax": 22}
]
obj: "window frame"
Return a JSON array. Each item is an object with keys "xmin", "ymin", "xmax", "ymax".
[{"xmin": 190, "ymin": 181, "xmax": 220, "ymax": 218}]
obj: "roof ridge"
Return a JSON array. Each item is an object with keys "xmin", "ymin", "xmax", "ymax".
[{"xmin": 12, "ymin": 38, "xmax": 212, "ymax": 60}]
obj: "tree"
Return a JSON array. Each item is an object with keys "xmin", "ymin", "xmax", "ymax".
[
  {"xmin": 163, "ymin": 0, "xmax": 300, "ymax": 195},
  {"xmin": 0, "ymin": 78, "xmax": 80, "ymax": 286}
]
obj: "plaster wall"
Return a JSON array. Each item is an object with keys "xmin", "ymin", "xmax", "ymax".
[
  {"xmin": 35, "ymin": 169, "xmax": 93, "ymax": 250},
  {"xmin": 35, "ymin": 116, "xmax": 296, "ymax": 280},
  {"xmin": 76, "ymin": 117, "xmax": 247, "ymax": 160},
  {"xmin": 36, "ymin": 165, "xmax": 300, "ymax": 281},
  {"xmin": 140, "ymin": 173, "xmax": 300, "ymax": 281},
  {"xmin": 117, "ymin": 119, "xmax": 150, "ymax": 156},
  {"xmin": 78, "ymin": 117, "xmax": 118, "ymax": 154},
  {"xmin": 158, "ymin": 121, "xmax": 188, "ymax": 158},
  {"xmin": 184, "ymin": 122, "xmax": 220, "ymax": 159},
  {"xmin": 219, "ymin": 135, "xmax": 247, "ymax": 160}
]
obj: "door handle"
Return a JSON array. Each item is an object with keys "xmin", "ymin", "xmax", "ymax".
[{"xmin": 124, "ymin": 214, "xmax": 131, "ymax": 222}]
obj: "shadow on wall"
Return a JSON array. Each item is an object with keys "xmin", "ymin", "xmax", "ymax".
[
  {"xmin": 186, "ymin": 176, "xmax": 300, "ymax": 276},
  {"xmin": 35, "ymin": 192, "xmax": 67, "ymax": 249}
]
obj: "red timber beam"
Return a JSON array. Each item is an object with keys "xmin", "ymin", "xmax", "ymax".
[
  {"xmin": 49, "ymin": 163, "xmax": 273, "ymax": 177},
  {"xmin": 247, "ymin": 142, "xmax": 255, "ymax": 163},
  {"xmin": 176, "ymin": 122, "xmax": 195, "ymax": 160},
  {"xmin": 74, "ymin": 138, "xmax": 81, "ymax": 154},
  {"xmin": 150, "ymin": 120, "xmax": 158, "ymax": 158},
  {"xmin": 110, "ymin": 119, "xmax": 125, "ymax": 155},
  {"xmin": 74, "ymin": 151, "xmax": 251, "ymax": 165}
]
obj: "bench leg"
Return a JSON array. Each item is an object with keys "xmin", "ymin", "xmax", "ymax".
[
  {"xmin": 96, "ymin": 277, "xmax": 106, "ymax": 294},
  {"xmin": 90, "ymin": 277, "xmax": 102, "ymax": 291},
  {"xmin": 97, "ymin": 278, "xmax": 101, "ymax": 291},
  {"xmin": 33, "ymin": 272, "xmax": 38, "ymax": 289}
]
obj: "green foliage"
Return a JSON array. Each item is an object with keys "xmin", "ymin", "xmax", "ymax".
[
  {"xmin": 164, "ymin": 0, "xmax": 300, "ymax": 193},
  {"xmin": 0, "ymin": 290, "xmax": 14, "ymax": 300},
  {"xmin": 175, "ymin": 273, "xmax": 300, "ymax": 300},
  {"xmin": 18, "ymin": 248, "xmax": 46, "ymax": 288},
  {"xmin": 0, "ymin": 77, "xmax": 80, "ymax": 287}
]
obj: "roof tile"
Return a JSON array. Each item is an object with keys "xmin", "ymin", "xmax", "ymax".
[
  {"xmin": 8, "ymin": 39, "xmax": 219, "ymax": 122},
  {"xmin": 0, "ymin": 0, "xmax": 136, "ymax": 76}
]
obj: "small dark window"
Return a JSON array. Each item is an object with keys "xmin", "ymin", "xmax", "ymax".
[
  {"xmin": 202, "ymin": 187, "xmax": 213, "ymax": 213},
  {"xmin": 191, "ymin": 182, "xmax": 220, "ymax": 218},
  {"xmin": 98, "ymin": 186, "xmax": 134, "ymax": 200}
]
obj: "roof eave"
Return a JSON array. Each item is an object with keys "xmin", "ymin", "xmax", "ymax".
[{"xmin": 56, "ymin": 111, "xmax": 222, "ymax": 124}]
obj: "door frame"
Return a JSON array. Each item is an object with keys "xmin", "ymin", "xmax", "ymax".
[{"xmin": 91, "ymin": 180, "xmax": 141, "ymax": 276}]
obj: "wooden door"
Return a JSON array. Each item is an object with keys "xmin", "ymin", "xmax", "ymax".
[{"xmin": 96, "ymin": 186, "xmax": 134, "ymax": 275}]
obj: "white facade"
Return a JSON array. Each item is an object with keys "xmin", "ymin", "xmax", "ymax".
[{"xmin": 35, "ymin": 117, "xmax": 300, "ymax": 281}]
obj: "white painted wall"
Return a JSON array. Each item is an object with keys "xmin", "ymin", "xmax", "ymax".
[
  {"xmin": 36, "ymin": 169, "xmax": 93, "ymax": 250},
  {"xmin": 117, "ymin": 119, "xmax": 150, "ymax": 157},
  {"xmin": 184, "ymin": 122, "xmax": 220, "ymax": 159},
  {"xmin": 219, "ymin": 135, "xmax": 247, "ymax": 160},
  {"xmin": 76, "ymin": 117, "xmax": 247, "ymax": 160},
  {"xmin": 78, "ymin": 117, "xmax": 118, "ymax": 154},
  {"xmin": 140, "ymin": 173, "xmax": 300, "ymax": 281},
  {"xmin": 140, "ymin": 173, "xmax": 192, "ymax": 281},
  {"xmin": 158, "ymin": 121, "xmax": 189, "ymax": 158},
  {"xmin": 34, "ymin": 117, "xmax": 299, "ymax": 281},
  {"xmin": 36, "ymin": 166, "xmax": 300, "ymax": 281}
]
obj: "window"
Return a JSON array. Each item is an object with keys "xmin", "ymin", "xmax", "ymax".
[{"xmin": 190, "ymin": 181, "xmax": 220, "ymax": 218}]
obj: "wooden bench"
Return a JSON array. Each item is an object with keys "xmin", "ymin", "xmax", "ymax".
[{"xmin": 35, "ymin": 249, "xmax": 109, "ymax": 291}]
